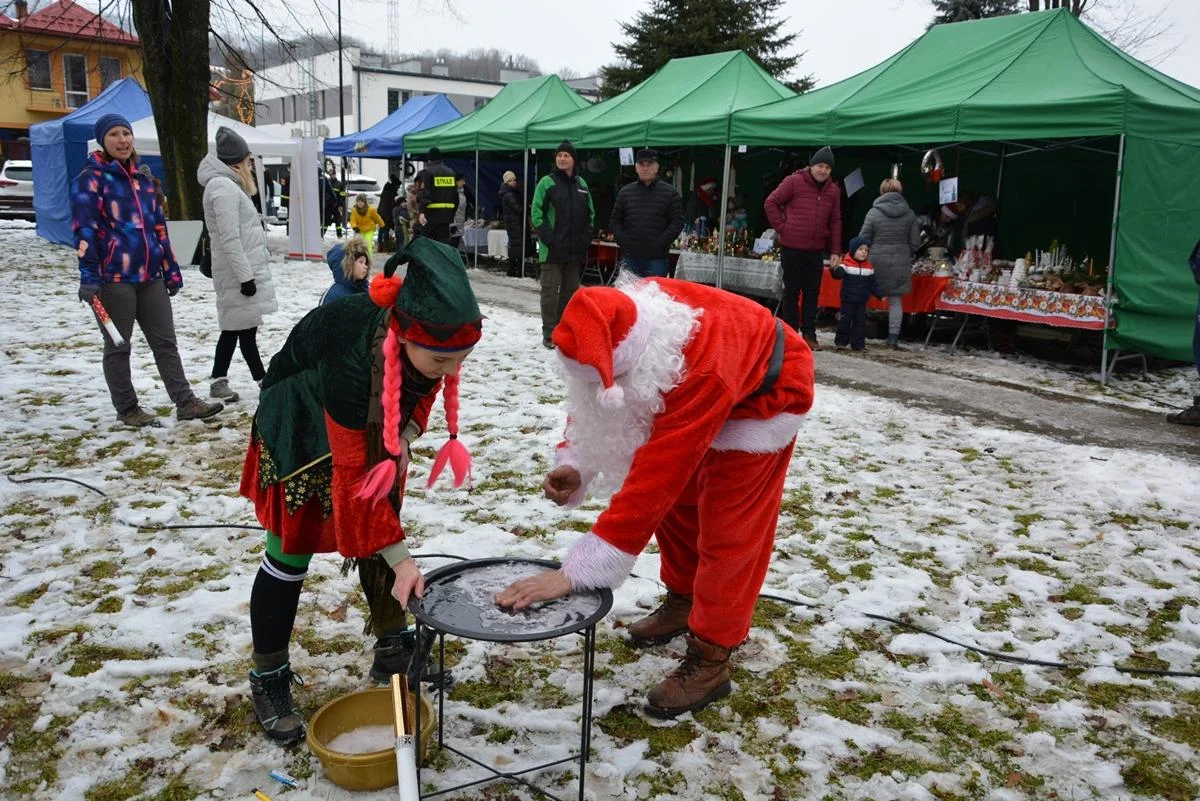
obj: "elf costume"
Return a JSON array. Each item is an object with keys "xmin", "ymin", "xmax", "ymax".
[
  {"xmin": 240, "ymin": 237, "xmax": 482, "ymax": 743},
  {"xmin": 550, "ymin": 277, "xmax": 814, "ymax": 717}
]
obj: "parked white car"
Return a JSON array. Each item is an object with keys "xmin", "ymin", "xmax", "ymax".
[
  {"xmin": 344, "ymin": 173, "xmax": 381, "ymax": 209},
  {"xmin": 0, "ymin": 159, "xmax": 34, "ymax": 208}
]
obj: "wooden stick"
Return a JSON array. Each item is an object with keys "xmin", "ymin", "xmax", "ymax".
[{"xmin": 389, "ymin": 674, "xmax": 411, "ymax": 736}]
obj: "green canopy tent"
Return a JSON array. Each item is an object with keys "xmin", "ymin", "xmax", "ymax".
[
  {"xmin": 405, "ymin": 74, "xmax": 591, "ymax": 273},
  {"xmin": 729, "ymin": 8, "xmax": 1200, "ymax": 370},
  {"xmin": 526, "ymin": 50, "xmax": 795, "ymax": 277}
]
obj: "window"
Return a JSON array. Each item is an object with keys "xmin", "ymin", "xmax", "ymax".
[
  {"xmin": 26, "ymin": 50, "xmax": 51, "ymax": 91},
  {"xmin": 387, "ymin": 88, "xmax": 400, "ymax": 115},
  {"xmin": 63, "ymin": 53, "xmax": 88, "ymax": 108},
  {"xmin": 474, "ymin": 97, "xmax": 487, "ymax": 110},
  {"xmin": 98, "ymin": 57, "xmax": 121, "ymax": 89}
]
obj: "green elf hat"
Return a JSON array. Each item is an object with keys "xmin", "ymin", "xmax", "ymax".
[{"xmin": 370, "ymin": 237, "xmax": 483, "ymax": 351}]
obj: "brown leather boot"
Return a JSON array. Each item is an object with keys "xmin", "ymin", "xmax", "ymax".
[
  {"xmin": 645, "ymin": 633, "xmax": 732, "ymax": 719},
  {"xmin": 802, "ymin": 333, "xmax": 823, "ymax": 352},
  {"xmin": 627, "ymin": 591, "xmax": 692, "ymax": 646}
]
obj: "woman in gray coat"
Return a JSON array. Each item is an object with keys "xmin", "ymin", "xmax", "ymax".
[
  {"xmin": 199, "ymin": 127, "xmax": 278, "ymax": 401},
  {"xmin": 860, "ymin": 178, "xmax": 921, "ymax": 348}
]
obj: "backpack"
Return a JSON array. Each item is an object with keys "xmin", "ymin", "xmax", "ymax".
[{"xmin": 198, "ymin": 226, "xmax": 213, "ymax": 278}]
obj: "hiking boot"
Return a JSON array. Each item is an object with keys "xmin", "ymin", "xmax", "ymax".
[
  {"xmin": 1167, "ymin": 396, "xmax": 1200, "ymax": 426},
  {"xmin": 542, "ymin": 336, "xmax": 555, "ymax": 350},
  {"xmin": 117, "ymin": 406, "xmax": 161, "ymax": 428},
  {"xmin": 249, "ymin": 663, "xmax": 305, "ymax": 744},
  {"xmin": 886, "ymin": 336, "xmax": 901, "ymax": 350},
  {"xmin": 369, "ymin": 631, "xmax": 450, "ymax": 689},
  {"xmin": 802, "ymin": 333, "xmax": 823, "ymax": 352},
  {"xmin": 177, "ymin": 397, "xmax": 223, "ymax": 421},
  {"xmin": 644, "ymin": 633, "xmax": 732, "ymax": 719},
  {"xmin": 209, "ymin": 378, "xmax": 239, "ymax": 402},
  {"xmin": 628, "ymin": 591, "xmax": 692, "ymax": 647}
]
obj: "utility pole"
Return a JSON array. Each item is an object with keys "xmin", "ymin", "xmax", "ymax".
[{"xmin": 336, "ymin": 0, "xmax": 346, "ymax": 232}]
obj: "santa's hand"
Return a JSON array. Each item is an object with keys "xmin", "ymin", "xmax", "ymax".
[
  {"xmin": 543, "ymin": 466, "xmax": 581, "ymax": 506},
  {"xmin": 495, "ymin": 570, "xmax": 572, "ymax": 610},
  {"xmin": 389, "ymin": 557, "xmax": 424, "ymax": 609}
]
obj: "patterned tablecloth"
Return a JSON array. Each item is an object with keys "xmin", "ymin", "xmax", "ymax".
[
  {"xmin": 935, "ymin": 280, "xmax": 1109, "ymax": 330},
  {"xmin": 674, "ymin": 251, "xmax": 783, "ymax": 301}
]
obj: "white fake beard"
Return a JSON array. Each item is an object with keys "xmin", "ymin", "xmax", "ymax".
[{"xmin": 560, "ymin": 282, "xmax": 701, "ymax": 498}]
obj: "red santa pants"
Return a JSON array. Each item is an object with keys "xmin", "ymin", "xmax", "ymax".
[{"xmin": 654, "ymin": 442, "xmax": 795, "ymax": 649}]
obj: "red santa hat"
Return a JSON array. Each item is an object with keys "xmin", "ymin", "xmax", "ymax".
[{"xmin": 553, "ymin": 287, "xmax": 644, "ymax": 409}]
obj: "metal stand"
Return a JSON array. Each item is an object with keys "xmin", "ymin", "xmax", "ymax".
[
  {"xmin": 413, "ymin": 624, "xmax": 599, "ymax": 801},
  {"xmin": 923, "ymin": 312, "xmax": 991, "ymax": 352}
]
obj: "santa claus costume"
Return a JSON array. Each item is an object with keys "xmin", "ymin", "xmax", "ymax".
[
  {"xmin": 544, "ymin": 277, "xmax": 815, "ymax": 717},
  {"xmin": 240, "ymin": 237, "xmax": 482, "ymax": 743}
]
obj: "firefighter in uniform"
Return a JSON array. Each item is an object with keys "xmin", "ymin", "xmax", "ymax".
[{"xmin": 416, "ymin": 147, "xmax": 458, "ymax": 245}]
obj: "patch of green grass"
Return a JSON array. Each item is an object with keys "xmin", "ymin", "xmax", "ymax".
[
  {"xmin": 595, "ymin": 634, "xmax": 641, "ymax": 667},
  {"xmin": 137, "ymin": 564, "xmax": 228, "ymax": 597},
  {"xmin": 486, "ymin": 726, "xmax": 516, "ymax": 743},
  {"xmin": 65, "ymin": 642, "xmax": 161, "ymax": 676},
  {"xmin": 978, "ymin": 595, "xmax": 1023, "ymax": 628},
  {"xmin": 873, "ymin": 486, "xmax": 899, "ymax": 499},
  {"xmin": 1121, "ymin": 753, "xmax": 1198, "ymax": 801},
  {"xmin": 597, "ymin": 704, "xmax": 700, "ymax": 758},
  {"xmin": 1144, "ymin": 598, "xmax": 1184, "ymax": 642},
  {"xmin": 294, "ymin": 630, "xmax": 361, "ymax": 657},
  {"xmin": 958, "ymin": 447, "xmax": 982, "ymax": 462},
  {"xmin": 811, "ymin": 690, "xmax": 879, "ymax": 726},
  {"xmin": 82, "ymin": 560, "xmax": 121, "ymax": 579},
  {"xmin": 11, "ymin": 582, "xmax": 49, "ymax": 608},
  {"xmin": 94, "ymin": 440, "xmax": 132, "ymax": 459},
  {"xmin": 1108, "ymin": 512, "xmax": 1141, "ymax": 527},
  {"xmin": 836, "ymin": 745, "xmax": 941, "ymax": 781},
  {"xmin": 450, "ymin": 652, "xmax": 569, "ymax": 709},
  {"xmin": 3, "ymin": 499, "xmax": 46, "ymax": 516},
  {"xmin": 120, "ymin": 452, "xmax": 168, "ymax": 478},
  {"xmin": 95, "ymin": 596, "xmax": 124, "ymax": 614},
  {"xmin": 1060, "ymin": 584, "xmax": 1109, "ymax": 605}
]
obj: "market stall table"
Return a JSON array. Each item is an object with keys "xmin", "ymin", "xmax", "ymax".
[
  {"xmin": 461, "ymin": 226, "xmax": 489, "ymax": 256},
  {"xmin": 927, "ymin": 279, "xmax": 1110, "ymax": 351},
  {"xmin": 674, "ymin": 251, "xmax": 783, "ymax": 309},
  {"xmin": 818, "ymin": 270, "xmax": 952, "ymax": 314},
  {"xmin": 410, "ymin": 557, "xmax": 612, "ymax": 801}
]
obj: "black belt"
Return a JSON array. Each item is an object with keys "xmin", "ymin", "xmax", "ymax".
[{"xmin": 751, "ymin": 319, "xmax": 786, "ymax": 398}]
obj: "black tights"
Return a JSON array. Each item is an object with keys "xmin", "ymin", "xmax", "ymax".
[{"xmin": 212, "ymin": 327, "xmax": 265, "ymax": 381}]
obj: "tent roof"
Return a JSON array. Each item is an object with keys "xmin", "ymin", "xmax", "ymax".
[
  {"xmin": 323, "ymin": 94, "xmax": 461, "ymax": 157},
  {"xmin": 730, "ymin": 9, "xmax": 1200, "ymax": 147},
  {"xmin": 30, "ymin": 76, "xmax": 153, "ymax": 147},
  {"xmin": 404, "ymin": 74, "xmax": 591, "ymax": 153},
  {"xmin": 115, "ymin": 110, "xmax": 300, "ymax": 157},
  {"xmin": 526, "ymin": 50, "xmax": 795, "ymax": 149}
]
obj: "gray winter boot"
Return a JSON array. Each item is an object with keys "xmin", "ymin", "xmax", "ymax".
[
  {"xmin": 249, "ymin": 662, "xmax": 305, "ymax": 744},
  {"xmin": 210, "ymin": 378, "xmax": 239, "ymax": 402},
  {"xmin": 1167, "ymin": 395, "xmax": 1200, "ymax": 427}
]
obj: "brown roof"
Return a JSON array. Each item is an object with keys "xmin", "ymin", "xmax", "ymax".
[
  {"xmin": 17, "ymin": 0, "xmax": 138, "ymax": 45},
  {"xmin": 0, "ymin": 14, "xmax": 14, "ymax": 30}
]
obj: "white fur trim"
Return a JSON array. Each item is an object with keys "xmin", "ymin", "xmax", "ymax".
[
  {"xmin": 598, "ymin": 384, "xmax": 624, "ymax": 409},
  {"xmin": 611, "ymin": 306, "xmax": 652, "ymax": 379},
  {"xmin": 710, "ymin": 413, "xmax": 806, "ymax": 452},
  {"xmin": 562, "ymin": 532, "xmax": 637, "ymax": 589}
]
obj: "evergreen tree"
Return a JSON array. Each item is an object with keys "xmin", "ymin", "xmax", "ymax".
[
  {"xmin": 929, "ymin": 0, "xmax": 1020, "ymax": 26},
  {"xmin": 600, "ymin": 0, "xmax": 811, "ymax": 98}
]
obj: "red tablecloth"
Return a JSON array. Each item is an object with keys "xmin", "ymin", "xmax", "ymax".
[
  {"xmin": 818, "ymin": 270, "xmax": 951, "ymax": 313},
  {"xmin": 935, "ymin": 280, "xmax": 1109, "ymax": 330}
]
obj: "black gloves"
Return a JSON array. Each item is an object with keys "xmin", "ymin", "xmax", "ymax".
[
  {"xmin": 78, "ymin": 283, "xmax": 100, "ymax": 303},
  {"xmin": 240, "ymin": 279, "xmax": 257, "ymax": 297},
  {"xmin": 167, "ymin": 285, "xmax": 180, "ymax": 297}
]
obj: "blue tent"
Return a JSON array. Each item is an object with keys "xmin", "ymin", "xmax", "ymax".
[
  {"xmin": 31, "ymin": 77, "xmax": 154, "ymax": 245},
  {"xmin": 323, "ymin": 94, "xmax": 462, "ymax": 157}
]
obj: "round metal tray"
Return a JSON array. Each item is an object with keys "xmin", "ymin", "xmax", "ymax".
[{"xmin": 410, "ymin": 557, "xmax": 613, "ymax": 643}]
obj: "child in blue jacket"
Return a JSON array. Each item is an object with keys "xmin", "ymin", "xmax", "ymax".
[{"xmin": 832, "ymin": 235, "xmax": 883, "ymax": 351}]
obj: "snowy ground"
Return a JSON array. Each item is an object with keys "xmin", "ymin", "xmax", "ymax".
[{"xmin": 0, "ymin": 221, "xmax": 1198, "ymax": 801}]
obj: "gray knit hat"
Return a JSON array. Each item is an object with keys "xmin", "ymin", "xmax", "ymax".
[
  {"xmin": 809, "ymin": 146, "xmax": 835, "ymax": 168},
  {"xmin": 216, "ymin": 126, "xmax": 250, "ymax": 165}
]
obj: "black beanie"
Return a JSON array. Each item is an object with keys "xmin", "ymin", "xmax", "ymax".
[
  {"xmin": 428, "ymin": 147, "xmax": 442, "ymax": 161},
  {"xmin": 216, "ymin": 126, "xmax": 250, "ymax": 165},
  {"xmin": 556, "ymin": 140, "xmax": 577, "ymax": 161},
  {"xmin": 809, "ymin": 146, "xmax": 835, "ymax": 168}
]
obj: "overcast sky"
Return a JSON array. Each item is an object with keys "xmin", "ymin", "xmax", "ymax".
[{"xmin": 317, "ymin": 0, "xmax": 1199, "ymax": 90}]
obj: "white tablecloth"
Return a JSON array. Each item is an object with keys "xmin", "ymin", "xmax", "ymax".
[
  {"xmin": 461, "ymin": 226, "xmax": 489, "ymax": 254},
  {"xmin": 487, "ymin": 229, "xmax": 509, "ymax": 258},
  {"xmin": 674, "ymin": 251, "xmax": 783, "ymax": 301}
]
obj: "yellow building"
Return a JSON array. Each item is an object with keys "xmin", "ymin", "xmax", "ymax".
[{"xmin": 0, "ymin": 0, "xmax": 143, "ymax": 160}]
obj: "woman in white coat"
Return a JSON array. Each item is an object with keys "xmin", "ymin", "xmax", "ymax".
[{"xmin": 199, "ymin": 127, "xmax": 278, "ymax": 402}]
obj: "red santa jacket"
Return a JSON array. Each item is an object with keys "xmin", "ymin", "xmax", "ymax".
[{"xmin": 556, "ymin": 279, "xmax": 815, "ymax": 558}]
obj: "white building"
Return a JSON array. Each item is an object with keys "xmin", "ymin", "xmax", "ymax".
[{"xmin": 253, "ymin": 49, "xmax": 533, "ymax": 185}]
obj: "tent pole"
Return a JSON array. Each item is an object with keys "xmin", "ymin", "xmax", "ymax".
[
  {"xmin": 473, "ymin": 149, "xmax": 480, "ymax": 270},
  {"xmin": 715, "ymin": 145, "xmax": 731, "ymax": 290},
  {"xmin": 400, "ymin": 153, "xmax": 407, "ymax": 245},
  {"xmin": 1100, "ymin": 133, "xmax": 1125, "ymax": 386},
  {"xmin": 994, "ymin": 144, "xmax": 1005, "ymax": 200},
  {"xmin": 521, "ymin": 149, "xmax": 529, "ymax": 279}
]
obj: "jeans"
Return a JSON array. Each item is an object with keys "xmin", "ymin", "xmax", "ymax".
[
  {"xmin": 213, "ymin": 327, "xmax": 266, "ymax": 381},
  {"xmin": 887, "ymin": 296, "xmax": 904, "ymax": 338},
  {"xmin": 835, "ymin": 300, "xmax": 868, "ymax": 350},
  {"xmin": 622, "ymin": 256, "xmax": 670, "ymax": 278},
  {"xmin": 780, "ymin": 247, "xmax": 825, "ymax": 335},
  {"xmin": 97, "ymin": 280, "xmax": 195, "ymax": 413},
  {"xmin": 540, "ymin": 261, "xmax": 582, "ymax": 339}
]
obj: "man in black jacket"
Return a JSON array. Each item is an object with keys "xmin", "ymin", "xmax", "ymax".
[
  {"xmin": 610, "ymin": 148, "xmax": 684, "ymax": 278},
  {"xmin": 416, "ymin": 147, "xmax": 458, "ymax": 244},
  {"xmin": 531, "ymin": 140, "xmax": 594, "ymax": 348}
]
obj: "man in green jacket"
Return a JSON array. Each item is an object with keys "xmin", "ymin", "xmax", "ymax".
[{"xmin": 532, "ymin": 140, "xmax": 595, "ymax": 349}]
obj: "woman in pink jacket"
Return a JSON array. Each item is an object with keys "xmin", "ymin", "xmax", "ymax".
[{"xmin": 764, "ymin": 146, "xmax": 842, "ymax": 350}]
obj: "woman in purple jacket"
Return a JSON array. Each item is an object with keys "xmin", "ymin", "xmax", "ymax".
[
  {"xmin": 764, "ymin": 146, "xmax": 842, "ymax": 351},
  {"xmin": 71, "ymin": 113, "xmax": 221, "ymax": 427}
]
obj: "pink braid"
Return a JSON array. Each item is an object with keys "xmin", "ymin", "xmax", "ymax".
[
  {"xmin": 427, "ymin": 366, "xmax": 472, "ymax": 489},
  {"xmin": 357, "ymin": 327, "xmax": 406, "ymax": 502}
]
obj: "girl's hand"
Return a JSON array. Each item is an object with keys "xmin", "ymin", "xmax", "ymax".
[{"xmin": 390, "ymin": 557, "xmax": 424, "ymax": 609}]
